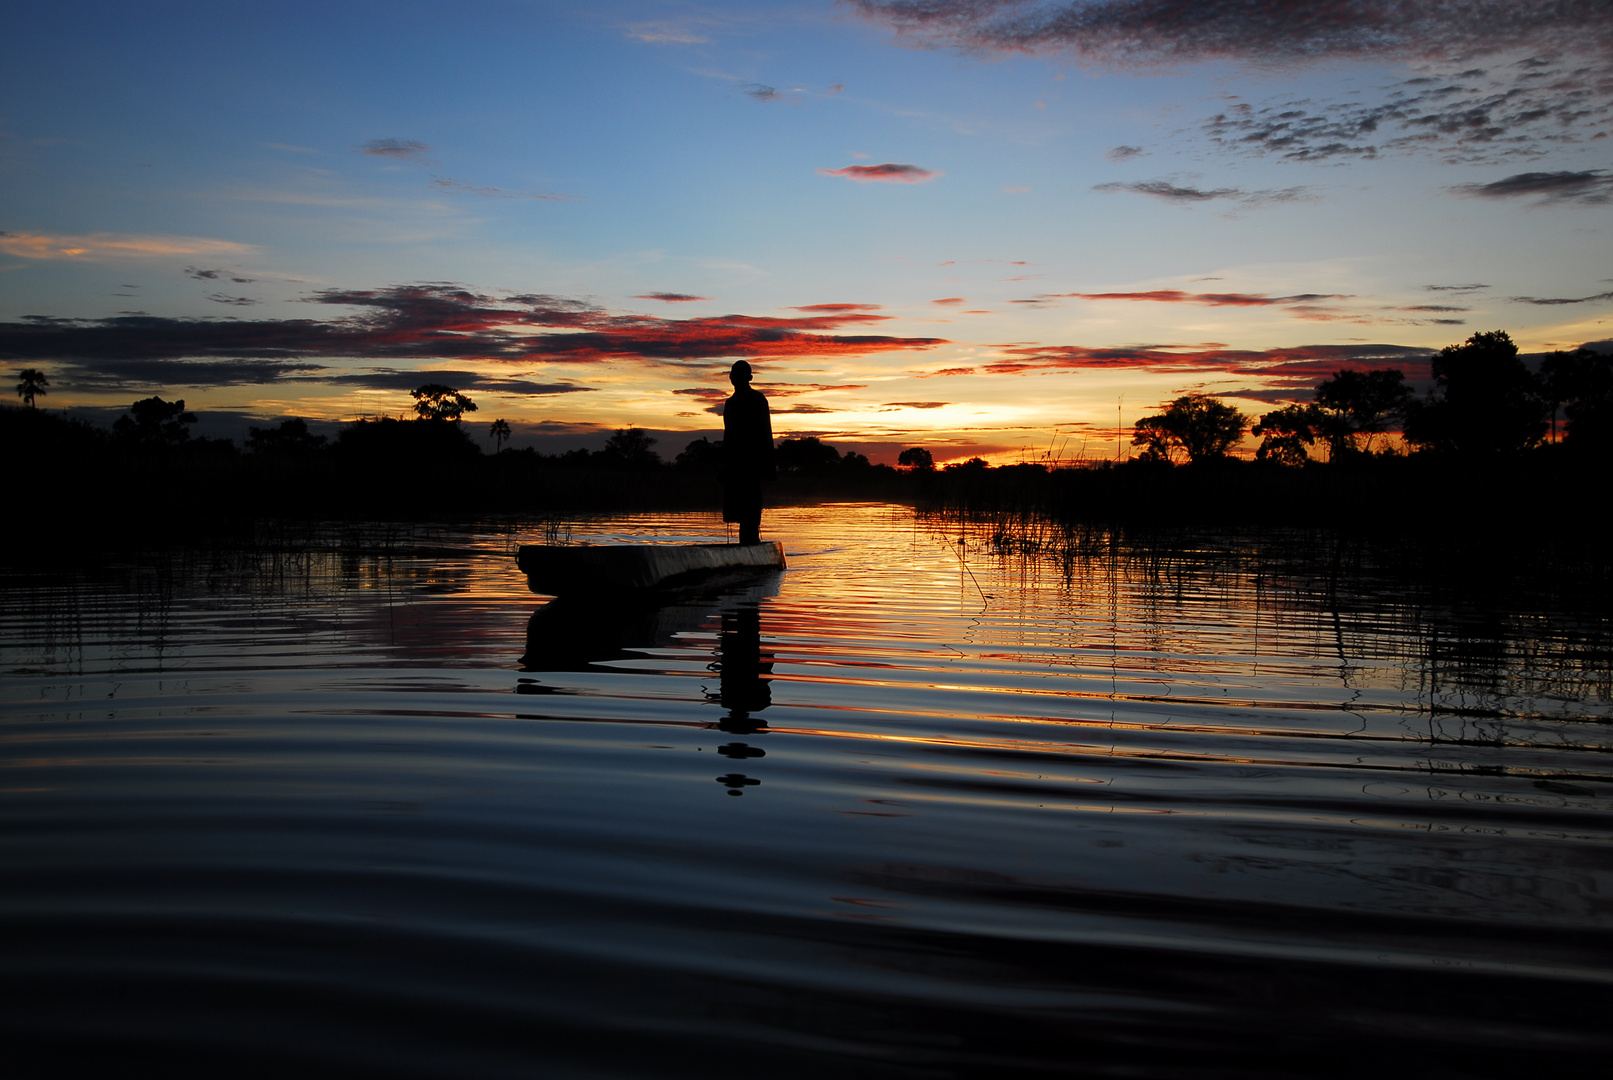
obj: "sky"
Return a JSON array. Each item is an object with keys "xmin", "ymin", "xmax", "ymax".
[{"xmin": 3, "ymin": 0, "xmax": 1610, "ymax": 463}]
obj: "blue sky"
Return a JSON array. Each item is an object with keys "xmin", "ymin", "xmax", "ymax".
[{"xmin": 4, "ymin": 1, "xmax": 1610, "ymax": 461}]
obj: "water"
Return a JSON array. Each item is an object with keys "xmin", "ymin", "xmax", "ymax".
[{"xmin": 3, "ymin": 504, "xmax": 1610, "ymax": 1077}]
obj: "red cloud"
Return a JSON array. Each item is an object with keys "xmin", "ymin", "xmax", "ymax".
[
  {"xmin": 788, "ymin": 303, "xmax": 884, "ymax": 313},
  {"xmin": 985, "ymin": 343, "xmax": 1431, "ymax": 380},
  {"xmin": 0, "ymin": 285, "xmax": 947, "ymax": 374},
  {"xmin": 932, "ymin": 297, "xmax": 966, "ymax": 305},
  {"xmin": 819, "ymin": 163, "xmax": 938, "ymax": 183}
]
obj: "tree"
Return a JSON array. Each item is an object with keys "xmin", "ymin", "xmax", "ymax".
[
  {"xmin": 897, "ymin": 446, "xmax": 934, "ymax": 470},
  {"xmin": 113, "ymin": 396, "xmax": 196, "ymax": 448},
  {"xmin": 15, "ymin": 368, "xmax": 49, "ymax": 408},
  {"xmin": 1131, "ymin": 394, "xmax": 1248, "ymax": 464},
  {"xmin": 489, "ymin": 418, "xmax": 511, "ymax": 453},
  {"xmin": 601, "ymin": 427, "xmax": 660, "ymax": 467},
  {"xmin": 1252, "ymin": 403, "xmax": 1326, "ymax": 465},
  {"xmin": 675, "ymin": 436, "xmax": 723, "ymax": 472},
  {"xmin": 1313, "ymin": 368, "xmax": 1412, "ymax": 456},
  {"xmin": 1541, "ymin": 348, "xmax": 1613, "ymax": 451},
  {"xmin": 246, "ymin": 417, "xmax": 327, "ymax": 454},
  {"xmin": 1403, "ymin": 331, "xmax": 1545, "ymax": 456},
  {"xmin": 775, "ymin": 436, "xmax": 841, "ymax": 473},
  {"xmin": 411, "ymin": 384, "xmax": 478, "ymax": 422}
]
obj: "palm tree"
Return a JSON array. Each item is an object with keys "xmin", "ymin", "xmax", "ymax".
[
  {"xmin": 15, "ymin": 368, "xmax": 49, "ymax": 408},
  {"xmin": 489, "ymin": 418, "xmax": 511, "ymax": 453}
]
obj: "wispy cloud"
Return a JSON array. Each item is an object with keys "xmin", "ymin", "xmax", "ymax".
[
  {"xmin": 637, "ymin": 292, "xmax": 713, "ymax": 303},
  {"xmin": 358, "ymin": 138, "xmax": 432, "ymax": 163},
  {"xmin": 1426, "ymin": 283, "xmax": 1490, "ymax": 292},
  {"xmin": 205, "ymin": 294, "xmax": 258, "ymax": 307},
  {"xmin": 882, "ymin": 401, "xmax": 949, "ymax": 409},
  {"xmin": 0, "ymin": 231, "xmax": 254, "ymax": 261},
  {"xmin": 1509, "ymin": 290, "xmax": 1613, "ymax": 305},
  {"xmin": 1449, "ymin": 170, "xmax": 1613, "ymax": 205},
  {"xmin": 1105, "ymin": 144, "xmax": 1145, "ymax": 161},
  {"xmin": 932, "ymin": 296, "xmax": 966, "ymax": 305},
  {"xmin": 789, "ymin": 303, "xmax": 884, "ymax": 313},
  {"xmin": 1054, "ymin": 289, "xmax": 1348, "ymax": 307},
  {"xmin": 853, "ymin": 2, "xmax": 1613, "ymax": 162},
  {"xmin": 743, "ymin": 83, "xmax": 783, "ymax": 101},
  {"xmin": 625, "ymin": 21, "xmax": 712, "ymax": 45},
  {"xmin": 185, "ymin": 267, "xmax": 256, "ymax": 283},
  {"xmin": 1092, "ymin": 180, "xmax": 1308, "ymax": 207},
  {"xmin": 430, "ymin": 177, "xmax": 581, "ymax": 201},
  {"xmin": 984, "ymin": 342, "xmax": 1432, "ymax": 386},
  {"xmin": 0, "ymin": 285, "xmax": 947, "ymax": 379},
  {"xmin": 819, "ymin": 163, "xmax": 939, "ymax": 183}
]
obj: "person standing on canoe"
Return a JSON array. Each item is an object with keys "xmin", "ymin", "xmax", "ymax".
[{"xmin": 722, "ymin": 360, "xmax": 775, "ymax": 546}]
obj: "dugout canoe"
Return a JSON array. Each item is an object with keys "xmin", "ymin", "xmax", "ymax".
[{"xmin": 517, "ymin": 541, "xmax": 786, "ymax": 597}]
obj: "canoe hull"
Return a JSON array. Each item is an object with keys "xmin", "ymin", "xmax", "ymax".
[{"xmin": 517, "ymin": 541, "xmax": 786, "ymax": 596}]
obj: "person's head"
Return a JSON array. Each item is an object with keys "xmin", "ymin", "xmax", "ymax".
[{"xmin": 729, "ymin": 360, "xmax": 753, "ymax": 388}]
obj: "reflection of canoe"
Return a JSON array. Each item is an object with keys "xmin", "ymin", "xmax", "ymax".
[
  {"xmin": 519, "ymin": 573, "xmax": 781, "ymax": 672},
  {"xmin": 517, "ymin": 542, "xmax": 785, "ymax": 597}
]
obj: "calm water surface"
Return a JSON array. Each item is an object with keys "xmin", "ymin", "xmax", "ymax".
[{"xmin": 3, "ymin": 504, "xmax": 1610, "ymax": 1077}]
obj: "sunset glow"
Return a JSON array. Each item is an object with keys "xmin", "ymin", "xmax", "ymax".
[{"xmin": 3, "ymin": 1, "xmax": 1609, "ymax": 463}]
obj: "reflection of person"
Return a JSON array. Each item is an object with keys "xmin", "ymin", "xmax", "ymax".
[{"xmin": 722, "ymin": 360, "xmax": 775, "ymax": 546}]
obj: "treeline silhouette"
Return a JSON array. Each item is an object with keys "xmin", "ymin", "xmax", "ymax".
[{"xmin": 5, "ymin": 331, "xmax": 1608, "ymax": 556}]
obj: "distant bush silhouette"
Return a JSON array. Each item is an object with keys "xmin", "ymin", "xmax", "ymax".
[
  {"xmin": 1405, "ymin": 331, "xmax": 1545, "ymax": 456},
  {"xmin": 336, "ymin": 415, "xmax": 480, "ymax": 462},
  {"xmin": 15, "ymin": 368, "xmax": 48, "ymax": 408},
  {"xmin": 1252, "ymin": 403, "xmax": 1326, "ymax": 465},
  {"xmin": 411, "ymin": 384, "xmax": 478, "ymax": 422},
  {"xmin": 247, "ymin": 418, "xmax": 327, "ymax": 455},
  {"xmin": 898, "ymin": 446, "xmax": 935, "ymax": 470},
  {"xmin": 1314, "ymin": 368, "xmax": 1412, "ymax": 456},
  {"xmin": 1133, "ymin": 394, "xmax": 1248, "ymax": 464},
  {"xmin": 776, "ymin": 436, "xmax": 841, "ymax": 473},
  {"xmin": 601, "ymin": 427, "xmax": 661, "ymax": 468},
  {"xmin": 675, "ymin": 436, "xmax": 723, "ymax": 472},
  {"xmin": 114, "ymin": 396, "xmax": 196, "ymax": 448}
]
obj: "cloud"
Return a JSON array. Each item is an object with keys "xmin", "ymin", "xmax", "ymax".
[
  {"xmin": 1105, "ymin": 144, "xmax": 1145, "ymax": 161},
  {"xmin": 637, "ymin": 292, "xmax": 713, "ymax": 303},
  {"xmin": 743, "ymin": 83, "xmax": 782, "ymax": 101},
  {"xmin": 819, "ymin": 163, "xmax": 939, "ymax": 183},
  {"xmin": 882, "ymin": 401, "xmax": 949, "ymax": 409},
  {"xmin": 1509, "ymin": 290, "xmax": 1613, "ymax": 305},
  {"xmin": 186, "ymin": 267, "xmax": 256, "ymax": 283},
  {"xmin": 430, "ymin": 177, "xmax": 581, "ymax": 201},
  {"xmin": 852, "ymin": 3, "xmax": 1613, "ymax": 162},
  {"xmin": 358, "ymin": 138, "xmax": 432, "ymax": 162},
  {"xmin": 1092, "ymin": 180, "xmax": 1308, "ymax": 207},
  {"xmin": 1448, "ymin": 170, "xmax": 1613, "ymax": 205},
  {"xmin": 851, "ymin": 2, "xmax": 1611, "ymax": 69},
  {"xmin": 932, "ymin": 296, "xmax": 967, "ymax": 305},
  {"xmin": 1426, "ymin": 283, "xmax": 1489, "ymax": 292},
  {"xmin": 1053, "ymin": 289, "xmax": 1348, "ymax": 307},
  {"xmin": 0, "ymin": 285, "xmax": 947, "ymax": 377},
  {"xmin": 983, "ymin": 341, "xmax": 1431, "ymax": 384},
  {"xmin": 915, "ymin": 366, "xmax": 976, "ymax": 377},
  {"xmin": 1402, "ymin": 304, "xmax": 1468, "ymax": 312},
  {"xmin": 0, "ymin": 231, "xmax": 254, "ymax": 261},
  {"xmin": 789, "ymin": 303, "xmax": 884, "ymax": 312},
  {"xmin": 205, "ymin": 294, "xmax": 258, "ymax": 307},
  {"xmin": 625, "ymin": 21, "xmax": 711, "ymax": 45}
]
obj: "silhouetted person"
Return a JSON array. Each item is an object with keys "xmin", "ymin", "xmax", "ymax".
[
  {"xmin": 707, "ymin": 601, "xmax": 772, "ymax": 735},
  {"xmin": 722, "ymin": 360, "xmax": 774, "ymax": 546}
]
